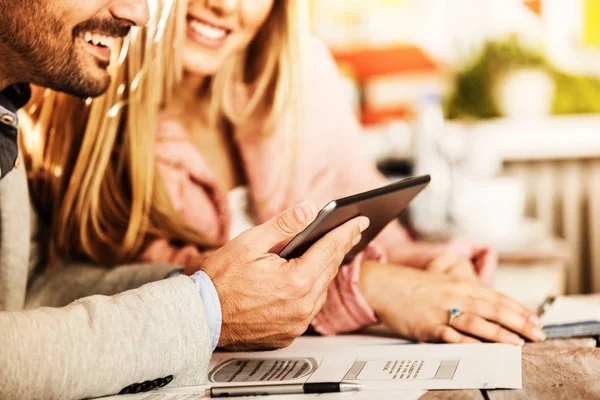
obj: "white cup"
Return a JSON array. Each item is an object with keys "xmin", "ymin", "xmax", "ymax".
[{"xmin": 452, "ymin": 177, "xmax": 526, "ymax": 248}]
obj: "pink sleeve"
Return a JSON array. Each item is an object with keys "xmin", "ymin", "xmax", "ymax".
[
  {"xmin": 311, "ymin": 244, "xmax": 386, "ymax": 335},
  {"xmin": 139, "ymin": 118, "xmax": 230, "ymax": 269},
  {"xmin": 138, "ymin": 148, "xmax": 209, "ymax": 269}
]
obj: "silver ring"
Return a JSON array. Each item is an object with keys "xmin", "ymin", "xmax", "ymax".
[{"xmin": 448, "ymin": 308, "xmax": 463, "ymax": 327}]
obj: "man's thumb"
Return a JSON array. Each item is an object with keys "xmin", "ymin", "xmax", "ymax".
[{"xmin": 251, "ymin": 201, "xmax": 318, "ymax": 254}]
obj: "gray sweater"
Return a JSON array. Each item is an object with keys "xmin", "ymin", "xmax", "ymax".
[{"xmin": 0, "ymin": 156, "xmax": 213, "ymax": 399}]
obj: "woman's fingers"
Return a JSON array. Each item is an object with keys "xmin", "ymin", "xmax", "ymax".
[
  {"xmin": 469, "ymin": 299, "xmax": 546, "ymax": 342},
  {"xmin": 427, "ymin": 254, "xmax": 478, "ymax": 282},
  {"xmin": 426, "ymin": 253, "xmax": 459, "ymax": 273},
  {"xmin": 473, "ymin": 249, "xmax": 498, "ymax": 286},
  {"xmin": 472, "ymin": 285, "xmax": 542, "ymax": 327},
  {"xmin": 450, "ymin": 312, "xmax": 525, "ymax": 345},
  {"xmin": 450, "ymin": 259, "xmax": 478, "ymax": 281},
  {"xmin": 433, "ymin": 325, "xmax": 481, "ymax": 344},
  {"xmin": 466, "ymin": 285, "xmax": 545, "ymax": 342}
]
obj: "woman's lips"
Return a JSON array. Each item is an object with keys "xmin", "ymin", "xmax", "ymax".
[{"xmin": 187, "ymin": 16, "xmax": 231, "ymax": 49}]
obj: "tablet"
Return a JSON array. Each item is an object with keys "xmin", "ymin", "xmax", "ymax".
[{"xmin": 279, "ymin": 175, "xmax": 431, "ymax": 263}]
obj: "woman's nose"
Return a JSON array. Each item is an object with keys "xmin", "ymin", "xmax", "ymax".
[{"xmin": 206, "ymin": 0, "xmax": 238, "ymax": 16}]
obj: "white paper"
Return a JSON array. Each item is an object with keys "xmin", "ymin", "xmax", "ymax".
[
  {"xmin": 541, "ymin": 295, "xmax": 600, "ymax": 326},
  {"xmin": 495, "ymin": 341, "xmax": 523, "ymax": 389},
  {"xmin": 102, "ymin": 335, "xmax": 520, "ymax": 399},
  {"xmin": 207, "ymin": 341, "xmax": 521, "ymax": 391}
]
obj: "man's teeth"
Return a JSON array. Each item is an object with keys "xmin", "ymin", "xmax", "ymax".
[
  {"xmin": 189, "ymin": 20, "xmax": 228, "ymax": 40},
  {"xmin": 82, "ymin": 31, "xmax": 116, "ymax": 48}
]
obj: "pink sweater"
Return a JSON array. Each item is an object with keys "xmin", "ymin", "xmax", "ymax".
[{"xmin": 141, "ymin": 38, "xmax": 496, "ymax": 335}]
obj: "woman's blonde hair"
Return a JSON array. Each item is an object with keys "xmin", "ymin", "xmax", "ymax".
[{"xmin": 20, "ymin": 0, "xmax": 301, "ymax": 265}]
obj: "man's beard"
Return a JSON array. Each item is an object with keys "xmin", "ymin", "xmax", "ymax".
[{"xmin": 0, "ymin": 2, "xmax": 130, "ymax": 98}]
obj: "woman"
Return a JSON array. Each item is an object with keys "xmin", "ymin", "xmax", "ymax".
[{"xmin": 22, "ymin": 0, "xmax": 544, "ymax": 345}]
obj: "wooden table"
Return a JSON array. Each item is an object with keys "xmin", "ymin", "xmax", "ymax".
[{"xmin": 423, "ymin": 339, "xmax": 600, "ymax": 400}]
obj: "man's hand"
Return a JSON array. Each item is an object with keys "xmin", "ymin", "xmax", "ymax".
[{"xmin": 201, "ymin": 201, "xmax": 370, "ymax": 351}]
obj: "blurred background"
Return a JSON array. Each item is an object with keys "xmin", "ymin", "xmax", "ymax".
[{"xmin": 305, "ymin": 0, "xmax": 600, "ymax": 307}]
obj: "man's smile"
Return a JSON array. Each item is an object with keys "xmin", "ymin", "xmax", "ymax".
[{"xmin": 77, "ymin": 30, "xmax": 122, "ymax": 65}]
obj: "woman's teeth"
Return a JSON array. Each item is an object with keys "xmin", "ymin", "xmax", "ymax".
[
  {"xmin": 189, "ymin": 20, "xmax": 228, "ymax": 40},
  {"xmin": 81, "ymin": 32, "xmax": 116, "ymax": 48}
]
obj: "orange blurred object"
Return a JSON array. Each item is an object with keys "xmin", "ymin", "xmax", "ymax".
[
  {"xmin": 331, "ymin": 45, "xmax": 445, "ymax": 126},
  {"xmin": 523, "ymin": 0, "xmax": 542, "ymax": 15},
  {"xmin": 361, "ymin": 108, "xmax": 411, "ymax": 126},
  {"xmin": 332, "ymin": 45, "xmax": 440, "ymax": 80}
]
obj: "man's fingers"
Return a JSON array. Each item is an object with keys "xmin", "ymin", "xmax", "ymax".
[
  {"xmin": 307, "ymin": 290, "xmax": 329, "ymax": 324},
  {"xmin": 307, "ymin": 233, "xmax": 365, "ymax": 304},
  {"xmin": 240, "ymin": 201, "xmax": 319, "ymax": 257},
  {"xmin": 297, "ymin": 216, "xmax": 370, "ymax": 281}
]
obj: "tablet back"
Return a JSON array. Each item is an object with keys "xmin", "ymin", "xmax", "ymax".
[{"xmin": 279, "ymin": 175, "xmax": 431, "ymax": 263}]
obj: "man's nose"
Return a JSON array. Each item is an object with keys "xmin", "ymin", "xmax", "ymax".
[{"xmin": 109, "ymin": 0, "xmax": 150, "ymax": 27}]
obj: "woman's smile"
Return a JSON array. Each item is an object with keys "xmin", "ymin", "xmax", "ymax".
[
  {"xmin": 182, "ymin": 0, "xmax": 274, "ymax": 77},
  {"xmin": 186, "ymin": 14, "xmax": 232, "ymax": 49}
]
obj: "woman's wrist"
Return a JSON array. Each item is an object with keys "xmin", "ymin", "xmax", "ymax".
[
  {"xmin": 359, "ymin": 261, "xmax": 423, "ymax": 318},
  {"xmin": 358, "ymin": 261, "xmax": 390, "ymax": 316}
]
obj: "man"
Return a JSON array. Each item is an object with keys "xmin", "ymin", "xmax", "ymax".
[{"xmin": 0, "ymin": 1, "xmax": 368, "ymax": 399}]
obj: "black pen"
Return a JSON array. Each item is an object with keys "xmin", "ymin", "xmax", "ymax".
[
  {"xmin": 537, "ymin": 296, "xmax": 556, "ymax": 317},
  {"xmin": 206, "ymin": 382, "xmax": 363, "ymax": 398}
]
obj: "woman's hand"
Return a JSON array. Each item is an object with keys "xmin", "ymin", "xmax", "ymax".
[
  {"xmin": 359, "ymin": 259, "xmax": 545, "ymax": 345},
  {"xmin": 426, "ymin": 253, "xmax": 479, "ymax": 282},
  {"xmin": 392, "ymin": 238, "xmax": 498, "ymax": 286},
  {"xmin": 445, "ymin": 238, "xmax": 498, "ymax": 285}
]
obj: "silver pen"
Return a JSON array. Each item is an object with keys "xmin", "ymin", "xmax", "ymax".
[{"xmin": 207, "ymin": 382, "xmax": 363, "ymax": 398}]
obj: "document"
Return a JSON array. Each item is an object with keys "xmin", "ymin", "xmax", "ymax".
[
  {"xmin": 104, "ymin": 335, "xmax": 521, "ymax": 399},
  {"xmin": 206, "ymin": 336, "xmax": 522, "ymax": 391}
]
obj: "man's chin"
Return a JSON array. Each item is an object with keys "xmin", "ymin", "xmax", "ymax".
[
  {"xmin": 61, "ymin": 72, "xmax": 112, "ymax": 99},
  {"xmin": 82, "ymin": 75, "xmax": 112, "ymax": 98},
  {"xmin": 64, "ymin": 49, "xmax": 114, "ymax": 98}
]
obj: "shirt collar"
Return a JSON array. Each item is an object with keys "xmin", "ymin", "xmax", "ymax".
[{"xmin": 0, "ymin": 83, "xmax": 31, "ymax": 112}]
